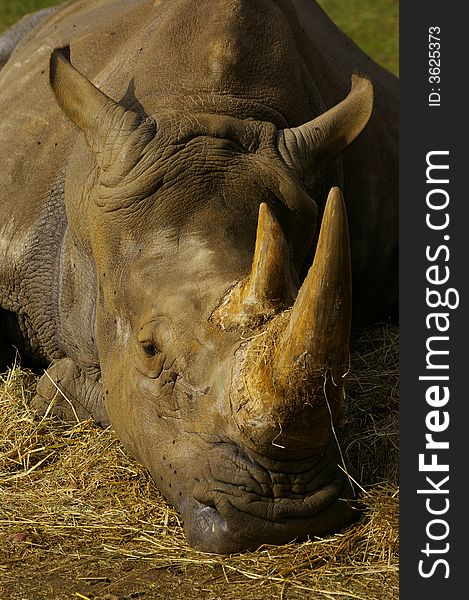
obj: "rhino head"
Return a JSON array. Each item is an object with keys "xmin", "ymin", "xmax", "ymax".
[{"xmin": 49, "ymin": 47, "xmax": 372, "ymax": 553}]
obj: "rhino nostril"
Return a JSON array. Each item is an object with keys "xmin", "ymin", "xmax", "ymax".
[{"xmin": 194, "ymin": 501, "xmax": 226, "ymax": 536}]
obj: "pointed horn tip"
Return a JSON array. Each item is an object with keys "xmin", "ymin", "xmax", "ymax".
[
  {"xmin": 256, "ymin": 202, "xmax": 282, "ymax": 238},
  {"xmin": 50, "ymin": 46, "xmax": 72, "ymax": 89},
  {"xmin": 258, "ymin": 201, "xmax": 278, "ymax": 225},
  {"xmin": 324, "ymin": 187, "xmax": 347, "ymax": 219},
  {"xmin": 351, "ymin": 73, "xmax": 373, "ymax": 94},
  {"xmin": 350, "ymin": 74, "xmax": 374, "ymax": 117},
  {"xmin": 258, "ymin": 202, "xmax": 269, "ymax": 219},
  {"xmin": 327, "ymin": 186, "xmax": 344, "ymax": 201}
]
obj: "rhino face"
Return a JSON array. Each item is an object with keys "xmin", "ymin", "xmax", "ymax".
[{"xmin": 49, "ymin": 48, "xmax": 372, "ymax": 552}]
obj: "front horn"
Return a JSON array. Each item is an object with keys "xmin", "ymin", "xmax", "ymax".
[{"xmin": 275, "ymin": 187, "xmax": 352, "ymax": 382}]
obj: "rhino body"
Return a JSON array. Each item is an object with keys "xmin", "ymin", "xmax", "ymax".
[{"xmin": 0, "ymin": 0, "xmax": 397, "ymax": 553}]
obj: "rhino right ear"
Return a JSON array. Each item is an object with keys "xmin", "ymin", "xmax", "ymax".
[
  {"xmin": 49, "ymin": 46, "xmax": 155, "ymax": 173},
  {"xmin": 277, "ymin": 75, "xmax": 373, "ymax": 182}
]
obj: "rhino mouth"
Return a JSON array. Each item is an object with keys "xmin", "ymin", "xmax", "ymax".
[{"xmin": 183, "ymin": 441, "xmax": 359, "ymax": 554}]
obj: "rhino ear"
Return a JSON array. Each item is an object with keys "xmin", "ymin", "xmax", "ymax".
[
  {"xmin": 277, "ymin": 75, "xmax": 373, "ymax": 180},
  {"xmin": 49, "ymin": 46, "xmax": 154, "ymax": 173}
]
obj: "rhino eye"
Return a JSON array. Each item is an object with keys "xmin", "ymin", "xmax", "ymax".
[{"xmin": 142, "ymin": 341, "xmax": 158, "ymax": 358}]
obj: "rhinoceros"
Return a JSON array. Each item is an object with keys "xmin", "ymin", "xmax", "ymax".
[{"xmin": 0, "ymin": 0, "xmax": 398, "ymax": 553}]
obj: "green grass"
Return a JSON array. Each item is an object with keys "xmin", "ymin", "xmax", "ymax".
[
  {"xmin": 0, "ymin": 0, "xmax": 64, "ymax": 32},
  {"xmin": 318, "ymin": 0, "xmax": 398, "ymax": 74},
  {"xmin": 0, "ymin": 0, "xmax": 398, "ymax": 74}
]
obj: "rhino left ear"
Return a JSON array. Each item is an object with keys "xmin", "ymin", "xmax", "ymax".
[
  {"xmin": 277, "ymin": 75, "xmax": 373, "ymax": 180},
  {"xmin": 50, "ymin": 46, "xmax": 155, "ymax": 173}
]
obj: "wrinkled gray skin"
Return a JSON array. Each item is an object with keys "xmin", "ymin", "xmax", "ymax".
[{"xmin": 0, "ymin": 0, "xmax": 398, "ymax": 553}]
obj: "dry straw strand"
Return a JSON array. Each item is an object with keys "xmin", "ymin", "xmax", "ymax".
[{"xmin": 0, "ymin": 323, "xmax": 398, "ymax": 600}]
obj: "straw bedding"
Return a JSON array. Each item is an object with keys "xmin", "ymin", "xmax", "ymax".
[{"xmin": 0, "ymin": 323, "xmax": 398, "ymax": 599}]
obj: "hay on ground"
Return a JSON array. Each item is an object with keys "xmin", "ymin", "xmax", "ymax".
[{"xmin": 0, "ymin": 323, "xmax": 398, "ymax": 600}]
